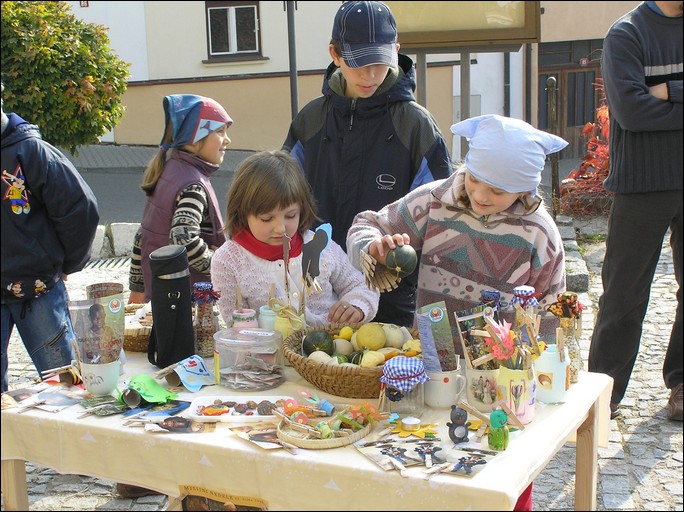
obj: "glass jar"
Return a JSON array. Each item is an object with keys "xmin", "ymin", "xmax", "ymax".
[
  {"xmin": 213, "ymin": 327, "xmax": 284, "ymax": 391},
  {"xmin": 192, "ymin": 282, "xmax": 219, "ymax": 358},
  {"xmin": 560, "ymin": 317, "xmax": 583, "ymax": 383},
  {"xmin": 379, "ymin": 356, "xmax": 429, "ymax": 418},
  {"xmin": 534, "ymin": 344, "xmax": 569, "ymax": 404}
]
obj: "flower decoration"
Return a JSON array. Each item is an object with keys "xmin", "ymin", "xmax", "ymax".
[
  {"xmin": 484, "ymin": 320, "xmax": 516, "ymax": 361},
  {"xmin": 483, "ymin": 318, "xmax": 532, "ymax": 370}
]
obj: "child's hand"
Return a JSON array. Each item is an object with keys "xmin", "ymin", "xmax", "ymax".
[
  {"xmin": 328, "ymin": 301, "xmax": 364, "ymax": 324},
  {"xmin": 128, "ymin": 291, "xmax": 146, "ymax": 305},
  {"xmin": 368, "ymin": 233, "xmax": 411, "ymax": 266}
]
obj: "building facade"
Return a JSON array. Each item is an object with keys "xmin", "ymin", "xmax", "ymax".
[{"xmin": 67, "ymin": 1, "xmax": 639, "ymax": 159}]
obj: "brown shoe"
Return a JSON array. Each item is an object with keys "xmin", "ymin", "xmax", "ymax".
[
  {"xmin": 667, "ymin": 383, "xmax": 683, "ymax": 421},
  {"xmin": 116, "ymin": 483, "xmax": 160, "ymax": 498}
]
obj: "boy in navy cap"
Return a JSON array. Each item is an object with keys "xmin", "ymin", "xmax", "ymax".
[{"xmin": 283, "ymin": 1, "xmax": 452, "ymax": 328}]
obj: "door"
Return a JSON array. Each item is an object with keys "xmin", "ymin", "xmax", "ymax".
[{"xmin": 539, "ymin": 67, "xmax": 601, "ymax": 159}]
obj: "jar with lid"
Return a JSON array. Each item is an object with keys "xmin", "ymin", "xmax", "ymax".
[
  {"xmin": 192, "ymin": 282, "xmax": 220, "ymax": 358},
  {"xmin": 534, "ymin": 344, "xmax": 570, "ymax": 403},
  {"xmin": 213, "ymin": 327, "xmax": 284, "ymax": 391},
  {"xmin": 546, "ymin": 291, "xmax": 585, "ymax": 384},
  {"xmin": 559, "ymin": 317, "xmax": 583, "ymax": 383},
  {"xmin": 379, "ymin": 356, "xmax": 429, "ymax": 418}
]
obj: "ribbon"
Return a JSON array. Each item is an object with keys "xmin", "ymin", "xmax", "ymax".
[
  {"xmin": 268, "ymin": 297, "xmax": 305, "ymax": 329},
  {"xmin": 192, "ymin": 282, "xmax": 220, "ymax": 305}
]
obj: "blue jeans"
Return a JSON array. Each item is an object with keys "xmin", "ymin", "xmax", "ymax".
[{"xmin": 1, "ymin": 279, "xmax": 76, "ymax": 392}]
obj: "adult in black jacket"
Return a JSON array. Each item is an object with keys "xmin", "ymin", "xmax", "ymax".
[{"xmin": 283, "ymin": 1, "xmax": 451, "ymax": 326}]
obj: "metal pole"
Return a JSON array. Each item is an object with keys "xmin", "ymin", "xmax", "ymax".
[
  {"xmin": 546, "ymin": 76, "xmax": 560, "ymax": 219},
  {"xmin": 460, "ymin": 50, "xmax": 471, "ymax": 159},
  {"xmin": 286, "ymin": 2, "xmax": 298, "ymax": 119},
  {"xmin": 416, "ymin": 51, "xmax": 427, "ymax": 107}
]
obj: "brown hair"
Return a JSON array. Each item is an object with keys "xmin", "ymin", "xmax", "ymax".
[{"xmin": 225, "ymin": 150, "xmax": 318, "ymax": 237}]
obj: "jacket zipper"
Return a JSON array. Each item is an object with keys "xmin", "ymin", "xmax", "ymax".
[{"xmin": 349, "ymin": 98, "xmax": 357, "ymax": 131}]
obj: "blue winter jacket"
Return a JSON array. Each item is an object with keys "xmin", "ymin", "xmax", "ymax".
[
  {"xmin": 1, "ymin": 114, "xmax": 99, "ymax": 302},
  {"xmin": 283, "ymin": 53, "xmax": 452, "ymax": 250}
]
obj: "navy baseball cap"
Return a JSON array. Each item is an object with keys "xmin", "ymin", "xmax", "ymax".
[{"xmin": 332, "ymin": 1, "xmax": 398, "ymax": 69}]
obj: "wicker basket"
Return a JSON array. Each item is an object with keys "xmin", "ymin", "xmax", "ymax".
[
  {"xmin": 283, "ymin": 324, "xmax": 417, "ymax": 399},
  {"xmin": 276, "ymin": 417, "xmax": 372, "ymax": 449}
]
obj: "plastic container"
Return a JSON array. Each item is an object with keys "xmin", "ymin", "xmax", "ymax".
[
  {"xmin": 534, "ymin": 344, "xmax": 569, "ymax": 404},
  {"xmin": 213, "ymin": 328, "xmax": 284, "ymax": 391}
]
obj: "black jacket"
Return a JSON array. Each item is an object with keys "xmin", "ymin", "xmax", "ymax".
[
  {"xmin": 283, "ymin": 53, "xmax": 452, "ymax": 249},
  {"xmin": 1, "ymin": 114, "xmax": 99, "ymax": 302}
]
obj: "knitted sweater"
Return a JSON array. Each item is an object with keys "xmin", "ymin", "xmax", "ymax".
[
  {"xmin": 601, "ymin": 1, "xmax": 683, "ymax": 193},
  {"xmin": 211, "ymin": 230, "xmax": 379, "ymax": 328},
  {"xmin": 347, "ymin": 169, "xmax": 566, "ymax": 353}
]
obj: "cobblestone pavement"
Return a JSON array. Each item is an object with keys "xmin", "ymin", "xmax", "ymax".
[{"xmin": 2, "ymin": 217, "xmax": 682, "ymax": 511}]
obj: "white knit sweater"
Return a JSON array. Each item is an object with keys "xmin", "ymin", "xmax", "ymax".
[{"xmin": 211, "ymin": 230, "xmax": 379, "ymax": 327}]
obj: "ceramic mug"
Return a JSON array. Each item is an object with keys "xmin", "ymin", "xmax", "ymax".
[
  {"xmin": 258, "ymin": 305, "xmax": 277, "ymax": 331},
  {"xmin": 497, "ymin": 366, "xmax": 536, "ymax": 424},
  {"xmin": 425, "ymin": 369, "xmax": 466, "ymax": 408},
  {"xmin": 80, "ymin": 360, "xmax": 121, "ymax": 396},
  {"xmin": 465, "ymin": 367, "xmax": 501, "ymax": 414},
  {"xmin": 232, "ymin": 308, "xmax": 258, "ymax": 328}
]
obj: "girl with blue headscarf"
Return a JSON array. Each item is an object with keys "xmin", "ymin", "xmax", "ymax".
[{"xmin": 128, "ymin": 94, "xmax": 233, "ymax": 304}]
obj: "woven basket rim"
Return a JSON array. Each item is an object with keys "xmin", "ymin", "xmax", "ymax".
[
  {"xmin": 276, "ymin": 419, "xmax": 372, "ymax": 449},
  {"xmin": 282, "ymin": 324, "xmax": 417, "ymax": 399}
]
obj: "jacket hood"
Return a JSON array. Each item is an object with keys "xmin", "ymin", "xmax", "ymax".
[
  {"xmin": 1, "ymin": 113, "xmax": 40, "ymax": 148},
  {"xmin": 322, "ymin": 52, "xmax": 416, "ymax": 106},
  {"xmin": 432, "ymin": 168, "xmax": 542, "ymax": 225}
]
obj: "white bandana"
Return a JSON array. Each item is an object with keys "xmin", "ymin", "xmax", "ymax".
[{"xmin": 451, "ymin": 115, "xmax": 568, "ymax": 195}]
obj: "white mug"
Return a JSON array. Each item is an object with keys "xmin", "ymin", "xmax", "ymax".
[
  {"xmin": 80, "ymin": 360, "xmax": 121, "ymax": 396},
  {"xmin": 425, "ymin": 369, "xmax": 466, "ymax": 408}
]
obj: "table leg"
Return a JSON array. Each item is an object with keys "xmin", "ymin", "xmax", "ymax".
[
  {"xmin": 574, "ymin": 400, "xmax": 599, "ymax": 510},
  {"xmin": 1, "ymin": 459, "xmax": 29, "ymax": 511}
]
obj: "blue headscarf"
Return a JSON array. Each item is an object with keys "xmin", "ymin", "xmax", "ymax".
[{"xmin": 160, "ymin": 94, "xmax": 233, "ymax": 150}]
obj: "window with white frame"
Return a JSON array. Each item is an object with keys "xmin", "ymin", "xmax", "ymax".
[{"xmin": 206, "ymin": 1, "xmax": 261, "ymax": 60}]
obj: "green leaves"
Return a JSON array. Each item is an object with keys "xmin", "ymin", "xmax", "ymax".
[{"xmin": 1, "ymin": 1, "xmax": 130, "ymax": 154}]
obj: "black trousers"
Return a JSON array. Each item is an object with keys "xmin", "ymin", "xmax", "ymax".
[{"xmin": 588, "ymin": 191, "xmax": 683, "ymax": 404}]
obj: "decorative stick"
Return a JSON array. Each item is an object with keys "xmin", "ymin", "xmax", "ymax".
[
  {"xmin": 236, "ymin": 287, "xmax": 243, "ymax": 312},
  {"xmin": 453, "ymin": 313, "xmax": 474, "ymax": 369},
  {"xmin": 457, "ymin": 400, "xmax": 491, "ymax": 426},
  {"xmin": 282, "ymin": 234, "xmax": 292, "ymax": 307},
  {"xmin": 472, "ymin": 353, "xmax": 495, "ymax": 368},
  {"xmin": 556, "ymin": 327, "xmax": 566, "ymax": 362},
  {"xmin": 525, "ymin": 324, "xmax": 542, "ymax": 356},
  {"xmin": 496, "ymin": 400, "xmax": 525, "ymax": 430},
  {"xmin": 459, "ymin": 333, "xmax": 474, "ymax": 369},
  {"xmin": 40, "ymin": 364, "xmax": 73, "ymax": 376}
]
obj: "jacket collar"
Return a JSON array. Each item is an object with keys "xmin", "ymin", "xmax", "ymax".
[{"xmin": 431, "ymin": 168, "xmax": 542, "ymax": 223}]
